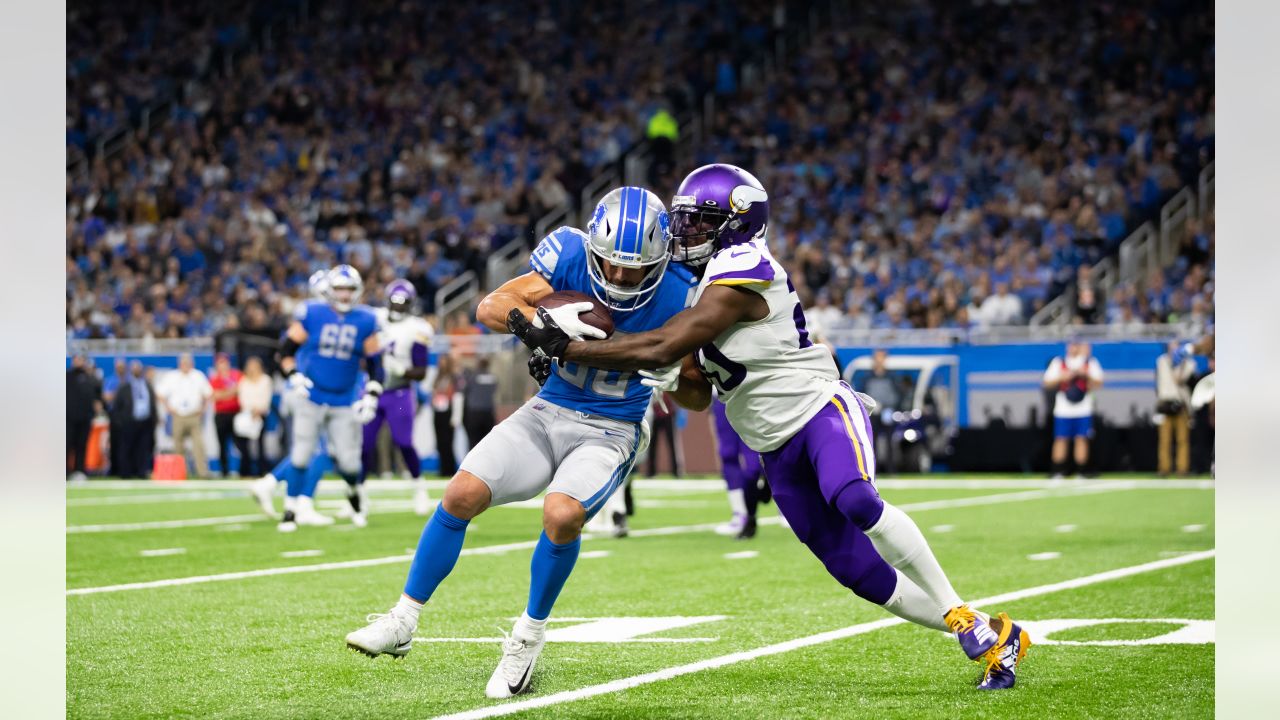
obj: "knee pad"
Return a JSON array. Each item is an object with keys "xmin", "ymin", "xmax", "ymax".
[{"xmin": 832, "ymin": 480, "xmax": 885, "ymax": 531}]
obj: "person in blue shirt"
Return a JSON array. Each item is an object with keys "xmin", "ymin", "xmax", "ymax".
[
  {"xmin": 344, "ymin": 187, "xmax": 708, "ymax": 699},
  {"xmin": 276, "ymin": 264, "xmax": 382, "ymax": 531}
]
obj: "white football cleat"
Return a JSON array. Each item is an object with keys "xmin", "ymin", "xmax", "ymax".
[
  {"xmin": 334, "ymin": 503, "xmax": 355, "ymax": 519},
  {"xmin": 346, "ymin": 609, "xmax": 416, "ymax": 658},
  {"xmin": 351, "ymin": 511, "xmax": 368, "ymax": 528},
  {"xmin": 413, "ymin": 484, "xmax": 432, "ymax": 516},
  {"xmin": 294, "ymin": 497, "xmax": 334, "ymax": 526},
  {"xmin": 277, "ymin": 511, "xmax": 298, "ymax": 533},
  {"xmin": 251, "ymin": 474, "xmax": 278, "ymax": 517},
  {"xmin": 486, "ymin": 626, "xmax": 545, "ymax": 699},
  {"xmin": 715, "ymin": 513, "xmax": 747, "ymax": 536}
]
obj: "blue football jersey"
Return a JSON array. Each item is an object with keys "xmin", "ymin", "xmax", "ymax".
[
  {"xmin": 293, "ymin": 300, "xmax": 379, "ymax": 406},
  {"xmin": 530, "ymin": 226, "xmax": 697, "ymax": 423}
]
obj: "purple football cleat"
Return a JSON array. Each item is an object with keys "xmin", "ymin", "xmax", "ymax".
[
  {"xmin": 978, "ymin": 612, "xmax": 1031, "ymax": 690},
  {"xmin": 944, "ymin": 604, "xmax": 1000, "ymax": 660}
]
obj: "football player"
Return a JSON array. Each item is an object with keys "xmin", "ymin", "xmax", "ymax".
[
  {"xmin": 252, "ymin": 270, "xmax": 340, "ymax": 524},
  {"xmin": 512, "ymin": 164, "xmax": 1030, "ymax": 690},
  {"xmin": 364, "ymin": 279, "xmax": 434, "ymax": 516},
  {"xmin": 277, "ymin": 264, "xmax": 382, "ymax": 531},
  {"xmin": 344, "ymin": 187, "xmax": 703, "ymax": 699},
  {"xmin": 711, "ymin": 395, "xmax": 765, "ymax": 540}
]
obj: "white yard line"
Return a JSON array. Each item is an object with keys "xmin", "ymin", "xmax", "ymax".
[
  {"xmin": 69, "ymin": 515, "xmax": 269, "ymax": 533},
  {"xmin": 139, "ymin": 548, "xmax": 186, "ymax": 557},
  {"xmin": 430, "ymin": 550, "xmax": 1216, "ymax": 720},
  {"xmin": 70, "ymin": 477, "xmax": 1215, "ymax": 497},
  {"xmin": 65, "ymin": 483, "xmax": 1186, "ymax": 595}
]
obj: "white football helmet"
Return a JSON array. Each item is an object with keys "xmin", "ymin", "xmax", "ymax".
[
  {"xmin": 326, "ymin": 264, "xmax": 364, "ymax": 312},
  {"xmin": 585, "ymin": 186, "xmax": 671, "ymax": 312},
  {"xmin": 308, "ymin": 270, "xmax": 330, "ymax": 299}
]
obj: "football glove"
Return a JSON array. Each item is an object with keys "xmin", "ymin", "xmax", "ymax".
[
  {"xmin": 528, "ymin": 354, "xmax": 553, "ymax": 387},
  {"xmin": 537, "ymin": 302, "xmax": 607, "ymax": 341},
  {"xmin": 639, "ymin": 363, "xmax": 681, "ymax": 392},
  {"xmin": 353, "ymin": 380, "xmax": 382, "ymax": 424},
  {"xmin": 508, "ymin": 307, "xmax": 571, "ymax": 362},
  {"xmin": 285, "ymin": 372, "xmax": 314, "ymax": 401}
]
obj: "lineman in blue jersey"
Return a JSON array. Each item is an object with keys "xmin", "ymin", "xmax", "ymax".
[
  {"xmin": 345, "ymin": 187, "xmax": 708, "ymax": 699},
  {"xmin": 277, "ymin": 264, "xmax": 383, "ymax": 531},
  {"xmin": 251, "ymin": 270, "xmax": 339, "ymax": 519}
]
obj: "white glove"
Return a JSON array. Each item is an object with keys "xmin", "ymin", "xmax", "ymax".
[
  {"xmin": 535, "ymin": 302, "xmax": 607, "ymax": 341},
  {"xmin": 639, "ymin": 363, "xmax": 681, "ymax": 392},
  {"xmin": 285, "ymin": 372, "xmax": 313, "ymax": 401},
  {"xmin": 353, "ymin": 380, "xmax": 383, "ymax": 424}
]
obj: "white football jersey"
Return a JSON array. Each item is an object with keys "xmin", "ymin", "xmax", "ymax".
[
  {"xmin": 375, "ymin": 308, "xmax": 434, "ymax": 391},
  {"xmin": 693, "ymin": 239, "xmax": 841, "ymax": 452}
]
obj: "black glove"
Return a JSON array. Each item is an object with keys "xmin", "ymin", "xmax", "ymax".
[
  {"xmin": 527, "ymin": 354, "xmax": 553, "ymax": 386},
  {"xmin": 507, "ymin": 307, "xmax": 571, "ymax": 362}
]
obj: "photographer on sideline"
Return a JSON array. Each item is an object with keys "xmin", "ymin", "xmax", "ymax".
[
  {"xmin": 1155, "ymin": 341, "xmax": 1197, "ymax": 477},
  {"xmin": 1043, "ymin": 341, "xmax": 1104, "ymax": 478}
]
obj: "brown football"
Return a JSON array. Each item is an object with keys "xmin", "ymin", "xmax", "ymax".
[{"xmin": 537, "ymin": 290, "xmax": 614, "ymax": 338}]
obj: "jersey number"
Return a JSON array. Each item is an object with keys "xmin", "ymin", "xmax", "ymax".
[
  {"xmin": 697, "ymin": 343, "xmax": 747, "ymax": 393},
  {"xmin": 555, "ymin": 361, "xmax": 632, "ymax": 399},
  {"xmin": 318, "ymin": 323, "xmax": 358, "ymax": 360}
]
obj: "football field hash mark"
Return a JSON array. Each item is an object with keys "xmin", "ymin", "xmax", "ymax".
[
  {"xmin": 1182, "ymin": 524, "xmax": 1206, "ymax": 533},
  {"xmin": 723, "ymin": 551, "xmax": 758, "ymax": 560},
  {"xmin": 1027, "ymin": 552, "xmax": 1062, "ymax": 561},
  {"xmin": 930, "ymin": 524, "xmax": 954, "ymax": 533},
  {"xmin": 1054, "ymin": 524, "xmax": 1078, "ymax": 533},
  {"xmin": 579, "ymin": 550, "xmax": 611, "ymax": 559},
  {"xmin": 281, "ymin": 550, "xmax": 324, "ymax": 558},
  {"xmin": 139, "ymin": 548, "xmax": 186, "ymax": 557},
  {"xmin": 429, "ymin": 550, "xmax": 1215, "ymax": 720}
]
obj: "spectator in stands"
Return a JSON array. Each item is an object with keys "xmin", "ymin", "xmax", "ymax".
[
  {"xmin": 112, "ymin": 360, "xmax": 157, "ymax": 478},
  {"xmin": 208, "ymin": 352, "xmax": 245, "ymax": 477},
  {"xmin": 1043, "ymin": 342, "xmax": 1105, "ymax": 478},
  {"xmin": 980, "ymin": 282, "xmax": 1025, "ymax": 326},
  {"xmin": 460, "ymin": 358, "xmax": 499, "ymax": 451},
  {"xmin": 66, "ymin": 355, "xmax": 102, "ymax": 482},
  {"xmin": 858, "ymin": 350, "xmax": 902, "ymax": 475},
  {"xmin": 158, "ymin": 353, "xmax": 212, "ymax": 477},
  {"xmin": 236, "ymin": 356, "xmax": 273, "ymax": 477},
  {"xmin": 1155, "ymin": 342, "xmax": 1197, "ymax": 477}
]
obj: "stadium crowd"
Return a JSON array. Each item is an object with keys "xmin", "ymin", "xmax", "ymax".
[{"xmin": 67, "ymin": 0, "xmax": 1213, "ymax": 342}]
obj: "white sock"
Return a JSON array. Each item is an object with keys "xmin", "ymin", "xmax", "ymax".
[
  {"xmin": 515, "ymin": 611, "xmax": 547, "ymax": 641},
  {"xmin": 284, "ymin": 496, "xmax": 297, "ymax": 513},
  {"xmin": 881, "ymin": 569, "xmax": 950, "ymax": 632},
  {"xmin": 865, "ymin": 502, "xmax": 963, "ymax": 614},
  {"xmin": 727, "ymin": 488, "xmax": 747, "ymax": 517},
  {"xmin": 396, "ymin": 595, "xmax": 423, "ymax": 627}
]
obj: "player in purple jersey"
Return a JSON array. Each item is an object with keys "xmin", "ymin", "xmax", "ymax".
[
  {"xmin": 514, "ymin": 164, "xmax": 1030, "ymax": 690},
  {"xmin": 361, "ymin": 280, "xmax": 434, "ymax": 515},
  {"xmin": 711, "ymin": 397, "xmax": 764, "ymax": 540}
]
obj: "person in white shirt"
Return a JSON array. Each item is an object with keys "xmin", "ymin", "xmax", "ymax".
[
  {"xmin": 236, "ymin": 356, "xmax": 274, "ymax": 476},
  {"xmin": 158, "ymin": 353, "xmax": 213, "ymax": 476},
  {"xmin": 1042, "ymin": 341, "xmax": 1104, "ymax": 477},
  {"xmin": 980, "ymin": 282, "xmax": 1024, "ymax": 326}
]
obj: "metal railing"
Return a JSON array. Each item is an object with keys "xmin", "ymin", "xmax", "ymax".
[
  {"xmin": 433, "ymin": 270, "xmax": 478, "ymax": 323},
  {"xmin": 823, "ymin": 322, "xmax": 1199, "ymax": 349},
  {"xmin": 485, "ymin": 239, "xmax": 528, "ymax": 289},
  {"xmin": 1159, "ymin": 187, "xmax": 1196, "ymax": 268},
  {"xmin": 1198, "ymin": 161, "xmax": 1215, "ymax": 220}
]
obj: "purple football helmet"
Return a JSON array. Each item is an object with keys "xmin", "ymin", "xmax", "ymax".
[
  {"xmin": 385, "ymin": 279, "xmax": 417, "ymax": 321},
  {"xmin": 669, "ymin": 163, "xmax": 769, "ymax": 266}
]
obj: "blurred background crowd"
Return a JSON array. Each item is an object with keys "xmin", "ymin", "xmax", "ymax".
[{"xmin": 67, "ymin": 0, "xmax": 1213, "ymax": 342}]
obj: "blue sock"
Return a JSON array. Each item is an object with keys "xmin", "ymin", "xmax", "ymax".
[
  {"xmin": 526, "ymin": 531, "xmax": 581, "ymax": 621},
  {"xmin": 403, "ymin": 507, "xmax": 470, "ymax": 602},
  {"xmin": 285, "ymin": 464, "xmax": 306, "ymax": 497},
  {"xmin": 270, "ymin": 456, "xmax": 291, "ymax": 480},
  {"xmin": 303, "ymin": 455, "xmax": 328, "ymax": 497}
]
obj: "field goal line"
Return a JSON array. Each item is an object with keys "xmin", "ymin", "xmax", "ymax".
[{"xmin": 431, "ymin": 550, "xmax": 1216, "ymax": 720}]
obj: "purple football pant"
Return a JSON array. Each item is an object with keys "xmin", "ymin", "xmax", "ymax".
[
  {"xmin": 362, "ymin": 386, "xmax": 421, "ymax": 478},
  {"xmin": 713, "ymin": 400, "xmax": 761, "ymax": 492},
  {"xmin": 761, "ymin": 383, "xmax": 897, "ymax": 605}
]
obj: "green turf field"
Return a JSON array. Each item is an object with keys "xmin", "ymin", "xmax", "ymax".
[{"xmin": 66, "ymin": 476, "xmax": 1214, "ymax": 719}]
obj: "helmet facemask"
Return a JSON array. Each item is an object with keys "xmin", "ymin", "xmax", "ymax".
[
  {"xmin": 585, "ymin": 248, "xmax": 670, "ymax": 312},
  {"xmin": 669, "ymin": 205, "xmax": 731, "ymax": 267}
]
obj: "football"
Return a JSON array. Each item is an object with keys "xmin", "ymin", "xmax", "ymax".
[{"xmin": 538, "ymin": 290, "xmax": 615, "ymax": 338}]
